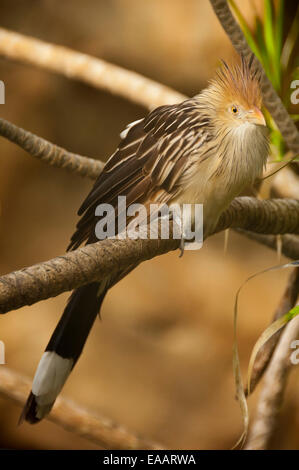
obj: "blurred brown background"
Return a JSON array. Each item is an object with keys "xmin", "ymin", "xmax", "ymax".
[{"xmin": 0, "ymin": 0, "xmax": 298, "ymax": 450}]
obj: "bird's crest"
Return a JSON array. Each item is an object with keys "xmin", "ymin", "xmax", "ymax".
[{"xmin": 211, "ymin": 54, "xmax": 262, "ymax": 109}]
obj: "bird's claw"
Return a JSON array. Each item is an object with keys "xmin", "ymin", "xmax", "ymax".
[{"xmin": 179, "ymin": 236, "xmax": 186, "ymax": 258}]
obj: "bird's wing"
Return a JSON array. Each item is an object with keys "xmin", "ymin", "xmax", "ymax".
[{"xmin": 68, "ymin": 98, "xmax": 211, "ymax": 250}]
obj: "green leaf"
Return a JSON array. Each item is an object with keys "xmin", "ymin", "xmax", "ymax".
[
  {"xmin": 274, "ymin": 0, "xmax": 284, "ymax": 89},
  {"xmin": 264, "ymin": 0, "xmax": 280, "ymax": 90},
  {"xmin": 270, "ymin": 129, "xmax": 285, "ymax": 160},
  {"xmin": 286, "ymin": 305, "xmax": 299, "ymax": 322},
  {"xmin": 264, "ymin": 0, "xmax": 275, "ymax": 58},
  {"xmin": 275, "ymin": 0, "xmax": 284, "ymax": 57},
  {"xmin": 228, "ymin": 0, "xmax": 263, "ymax": 63},
  {"xmin": 256, "ymin": 17, "xmax": 271, "ymax": 76},
  {"xmin": 247, "ymin": 307, "xmax": 299, "ymax": 395}
]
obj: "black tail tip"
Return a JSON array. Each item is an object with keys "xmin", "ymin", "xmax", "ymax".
[{"xmin": 19, "ymin": 392, "xmax": 41, "ymax": 425}]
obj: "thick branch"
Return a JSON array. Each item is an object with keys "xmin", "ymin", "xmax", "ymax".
[
  {"xmin": 0, "ymin": 367, "xmax": 163, "ymax": 450},
  {"xmin": 210, "ymin": 0, "xmax": 299, "ymax": 154},
  {"xmin": 0, "ymin": 118, "xmax": 103, "ymax": 179},
  {"xmin": 245, "ymin": 313, "xmax": 299, "ymax": 450},
  {"xmin": 0, "ymin": 197, "xmax": 298, "ymax": 314},
  {"xmin": 0, "ymin": 28, "xmax": 186, "ymax": 110}
]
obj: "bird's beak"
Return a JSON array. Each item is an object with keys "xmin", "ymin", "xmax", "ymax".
[{"xmin": 249, "ymin": 107, "xmax": 267, "ymax": 126}]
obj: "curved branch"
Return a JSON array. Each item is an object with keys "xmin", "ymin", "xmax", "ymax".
[
  {"xmin": 0, "ymin": 118, "xmax": 103, "ymax": 179},
  {"xmin": 210, "ymin": 0, "xmax": 299, "ymax": 154},
  {"xmin": 0, "ymin": 367, "xmax": 163, "ymax": 450},
  {"xmin": 0, "ymin": 28, "xmax": 186, "ymax": 110},
  {"xmin": 0, "ymin": 197, "xmax": 298, "ymax": 315}
]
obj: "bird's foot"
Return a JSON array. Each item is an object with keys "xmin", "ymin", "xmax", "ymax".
[{"xmin": 179, "ymin": 237, "xmax": 186, "ymax": 258}]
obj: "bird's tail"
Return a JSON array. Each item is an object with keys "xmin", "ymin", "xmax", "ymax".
[{"xmin": 20, "ymin": 281, "xmax": 105, "ymax": 424}]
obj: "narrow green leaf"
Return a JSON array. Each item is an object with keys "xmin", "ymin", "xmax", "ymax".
[
  {"xmin": 270, "ymin": 129, "xmax": 285, "ymax": 160},
  {"xmin": 264, "ymin": 0, "xmax": 280, "ymax": 90},
  {"xmin": 228, "ymin": 0, "xmax": 263, "ymax": 63},
  {"xmin": 247, "ymin": 310, "xmax": 298, "ymax": 395},
  {"xmin": 275, "ymin": 0, "xmax": 284, "ymax": 57},
  {"xmin": 264, "ymin": 0, "xmax": 275, "ymax": 58},
  {"xmin": 256, "ymin": 17, "xmax": 269, "ymax": 68},
  {"xmin": 274, "ymin": 0, "xmax": 284, "ymax": 89},
  {"xmin": 286, "ymin": 305, "xmax": 299, "ymax": 322}
]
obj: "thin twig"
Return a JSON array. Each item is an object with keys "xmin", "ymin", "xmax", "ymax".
[
  {"xmin": 244, "ymin": 312, "xmax": 299, "ymax": 450},
  {"xmin": 245, "ymin": 268, "xmax": 299, "ymax": 396},
  {"xmin": 0, "ymin": 118, "xmax": 103, "ymax": 179},
  {"xmin": 0, "ymin": 366, "xmax": 163, "ymax": 450},
  {"xmin": 0, "ymin": 28, "xmax": 186, "ymax": 110},
  {"xmin": 209, "ymin": 0, "xmax": 299, "ymax": 154},
  {"xmin": 0, "ymin": 197, "xmax": 298, "ymax": 315}
]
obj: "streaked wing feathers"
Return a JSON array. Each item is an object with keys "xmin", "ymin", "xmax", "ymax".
[{"xmin": 68, "ymin": 98, "xmax": 210, "ymax": 250}]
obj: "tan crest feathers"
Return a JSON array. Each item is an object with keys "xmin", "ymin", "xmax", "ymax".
[{"xmin": 211, "ymin": 55, "xmax": 262, "ymax": 110}]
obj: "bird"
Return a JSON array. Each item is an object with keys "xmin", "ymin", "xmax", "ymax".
[{"xmin": 20, "ymin": 56, "xmax": 269, "ymax": 424}]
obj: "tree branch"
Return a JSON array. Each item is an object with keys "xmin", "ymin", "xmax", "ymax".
[
  {"xmin": 0, "ymin": 28, "xmax": 186, "ymax": 111},
  {"xmin": 0, "ymin": 366, "xmax": 163, "ymax": 450},
  {"xmin": 244, "ymin": 310, "xmax": 299, "ymax": 450},
  {"xmin": 0, "ymin": 118, "xmax": 103, "ymax": 179},
  {"xmin": 209, "ymin": 0, "xmax": 299, "ymax": 154},
  {"xmin": 0, "ymin": 197, "xmax": 298, "ymax": 315},
  {"xmin": 0, "ymin": 27, "xmax": 186, "ymax": 176}
]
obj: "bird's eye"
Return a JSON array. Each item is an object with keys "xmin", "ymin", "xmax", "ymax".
[{"xmin": 231, "ymin": 105, "xmax": 238, "ymax": 114}]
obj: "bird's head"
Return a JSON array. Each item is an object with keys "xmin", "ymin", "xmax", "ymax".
[{"xmin": 202, "ymin": 56, "xmax": 267, "ymax": 132}]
